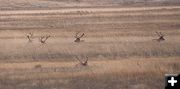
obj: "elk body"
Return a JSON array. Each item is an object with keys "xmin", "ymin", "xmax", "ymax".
[
  {"xmin": 39, "ymin": 35, "xmax": 51, "ymax": 44},
  {"xmin": 75, "ymin": 56, "xmax": 88, "ymax": 66},
  {"xmin": 74, "ymin": 32, "xmax": 85, "ymax": 42},
  {"xmin": 26, "ymin": 32, "xmax": 33, "ymax": 42},
  {"xmin": 154, "ymin": 32, "xmax": 165, "ymax": 42}
]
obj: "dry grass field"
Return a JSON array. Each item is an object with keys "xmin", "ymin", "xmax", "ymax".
[{"xmin": 0, "ymin": 3, "xmax": 180, "ymax": 89}]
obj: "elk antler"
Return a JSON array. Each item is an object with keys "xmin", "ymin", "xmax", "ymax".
[
  {"xmin": 79, "ymin": 33, "xmax": 84, "ymax": 38},
  {"xmin": 74, "ymin": 32, "xmax": 84, "ymax": 38},
  {"xmin": 74, "ymin": 32, "xmax": 80, "ymax": 38},
  {"xmin": 156, "ymin": 32, "xmax": 161, "ymax": 37},
  {"xmin": 159, "ymin": 32, "xmax": 164, "ymax": 36},
  {"xmin": 75, "ymin": 56, "xmax": 83, "ymax": 64},
  {"xmin": 74, "ymin": 32, "xmax": 85, "ymax": 42}
]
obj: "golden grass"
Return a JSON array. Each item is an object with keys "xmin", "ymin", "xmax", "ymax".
[
  {"xmin": 0, "ymin": 57, "xmax": 179, "ymax": 89},
  {"xmin": 0, "ymin": 57, "xmax": 179, "ymax": 78}
]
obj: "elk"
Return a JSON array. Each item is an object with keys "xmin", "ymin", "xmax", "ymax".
[
  {"xmin": 26, "ymin": 32, "xmax": 33, "ymax": 42},
  {"xmin": 74, "ymin": 32, "xmax": 85, "ymax": 42},
  {"xmin": 154, "ymin": 32, "xmax": 165, "ymax": 42},
  {"xmin": 75, "ymin": 56, "xmax": 88, "ymax": 66},
  {"xmin": 39, "ymin": 35, "xmax": 51, "ymax": 44}
]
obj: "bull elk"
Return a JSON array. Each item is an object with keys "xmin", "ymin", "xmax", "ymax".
[
  {"xmin": 153, "ymin": 32, "xmax": 165, "ymax": 42},
  {"xmin": 74, "ymin": 32, "xmax": 85, "ymax": 42},
  {"xmin": 75, "ymin": 56, "xmax": 88, "ymax": 66},
  {"xmin": 39, "ymin": 35, "xmax": 51, "ymax": 44},
  {"xmin": 26, "ymin": 32, "xmax": 33, "ymax": 42}
]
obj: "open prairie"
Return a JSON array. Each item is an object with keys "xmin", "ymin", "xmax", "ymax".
[{"xmin": 0, "ymin": 5, "xmax": 180, "ymax": 89}]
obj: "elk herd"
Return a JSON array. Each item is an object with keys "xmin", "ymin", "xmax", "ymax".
[
  {"xmin": 27, "ymin": 31, "xmax": 165, "ymax": 68},
  {"xmin": 26, "ymin": 31, "xmax": 165, "ymax": 44},
  {"xmin": 26, "ymin": 32, "xmax": 87, "ymax": 68},
  {"xmin": 26, "ymin": 32, "xmax": 85, "ymax": 44}
]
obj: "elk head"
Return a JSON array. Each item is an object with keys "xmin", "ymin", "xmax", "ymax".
[
  {"xmin": 26, "ymin": 32, "xmax": 33, "ymax": 42},
  {"xmin": 74, "ymin": 32, "xmax": 84, "ymax": 42},
  {"xmin": 75, "ymin": 56, "xmax": 88, "ymax": 66},
  {"xmin": 39, "ymin": 35, "xmax": 51, "ymax": 44}
]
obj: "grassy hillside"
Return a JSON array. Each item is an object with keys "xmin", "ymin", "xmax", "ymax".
[
  {"xmin": 0, "ymin": 58, "xmax": 179, "ymax": 89},
  {"xmin": 0, "ymin": 6, "xmax": 180, "ymax": 62},
  {"xmin": 0, "ymin": 4, "xmax": 180, "ymax": 89}
]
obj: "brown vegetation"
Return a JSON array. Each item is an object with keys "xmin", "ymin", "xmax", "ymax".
[{"xmin": 0, "ymin": 5, "xmax": 180, "ymax": 89}]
